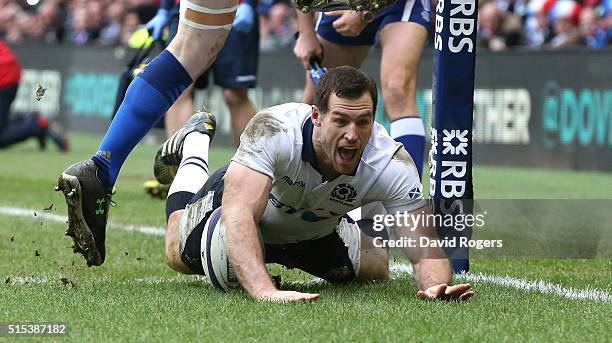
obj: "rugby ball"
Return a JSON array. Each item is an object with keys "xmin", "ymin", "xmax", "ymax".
[{"xmin": 200, "ymin": 207, "xmax": 240, "ymax": 291}]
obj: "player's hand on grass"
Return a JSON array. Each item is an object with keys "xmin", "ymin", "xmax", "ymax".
[
  {"xmin": 416, "ymin": 283, "xmax": 475, "ymax": 301},
  {"xmin": 294, "ymin": 30, "xmax": 323, "ymax": 70},
  {"xmin": 256, "ymin": 290, "xmax": 320, "ymax": 303},
  {"xmin": 327, "ymin": 10, "xmax": 368, "ymax": 37}
]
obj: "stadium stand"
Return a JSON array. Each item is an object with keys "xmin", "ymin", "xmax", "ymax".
[{"xmin": 0, "ymin": 0, "xmax": 609, "ymax": 49}]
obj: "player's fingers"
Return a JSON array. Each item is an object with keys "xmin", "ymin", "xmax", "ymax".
[
  {"xmin": 293, "ymin": 48, "xmax": 310, "ymax": 69},
  {"xmin": 294, "ymin": 51, "xmax": 309, "ymax": 69},
  {"xmin": 335, "ymin": 27, "xmax": 351, "ymax": 37},
  {"xmin": 332, "ymin": 20, "xmax": 344, "ymax": 31},
  {"xmin": 416, "ymin": 290, "xmax": 429, "ymax": 300},
  {"xmin": 459, "ymin": 291, "xmax": 475, "ymax": 301},
  {"xmin": 449, "ymin": 283, "xmax": 472, "ymax": 292},
  {"xmin": 310, "ymin": 46, "xmax": 324, "ymax": 64},
  {"xmin": 286, "ymin": 292, "xmax": 320, "ymax": 302},
  {"xmin": 304, "ymin": 50, "xmax": 321, "ymax": 69},
  {"xmin": 301, "ymin": 293, "xmax": 321, "ymax": 302},
  {"xmin": 427, "ymin": 284, "xmax": 448, "ymax": 299},
  {"xmin": 294, "ymin": 39, "xmax": 324, "ymax": 70},
  {"xmin": 326, "ymin": 10, "xmax": 346, "ymax": 16},
  {"xmin": 445, "ymin": 284, "xmax": 471, "ymax": 298},
  {"xmin": 275, "ymin": 291, "xmax": 320, "ymax": 302}
]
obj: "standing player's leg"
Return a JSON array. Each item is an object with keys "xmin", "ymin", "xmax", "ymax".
[
  {"xmin": 223, "ymin": 88, "xmax": 257, "ymax": 144},
  {"xmin": 214, "ymin": 11, "xmax": 260, "ymax": 145},
  {"xmin": 93, "ymin": 0, "xmax": 237, "ymax": 189},
  {"xmin": 164, "ymin": 2, "xmax": 258, "ymax": 147},
  {"xmin": 379, "ymin": 21, "xmax": 429, "ymax": 179},
  {"xmin": 160, "ymin": 5, "xmax": 201, "ymax": 139},
  {"xmin": 161, "ymin": 5, "xmax": 197, "ymax": 139},
  {"xmin": 145, "ymin": 7, "xmax": 199, "ymax": 199},
  {"xmin": 56, "ymin": 0, "xmax": 238, "ymax": 267}
]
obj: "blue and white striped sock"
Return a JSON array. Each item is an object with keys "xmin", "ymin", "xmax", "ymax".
[{"xmin": 390, "ymin": 116, "xmax": 425, "ymax": 179}]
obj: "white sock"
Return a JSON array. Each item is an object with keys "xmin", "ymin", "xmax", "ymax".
[
  {"xmin": 168, "ymin": 132, "xmax": 211, "ymax": 196},
  {"xmin": 390, "ymin": 116, "xmax": 426, "ymax": 178},
  {"xmin": 390, "ymin": 116, "xmax": 425, "ymax": 138}
]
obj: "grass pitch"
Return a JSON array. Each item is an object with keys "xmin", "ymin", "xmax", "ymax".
[{"xmin": 0, "ymin": 133, "xmax": 610, "ymax": 342}]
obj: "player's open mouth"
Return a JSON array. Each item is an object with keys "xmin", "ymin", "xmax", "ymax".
[{"xmin": 338, "ymin": 147, "xmax": 358, "ymax": 162}]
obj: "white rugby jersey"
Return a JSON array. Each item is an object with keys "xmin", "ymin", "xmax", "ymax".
[{"xmin": 231, "ymin": 103, "xmax": 425, "ymax": 244}]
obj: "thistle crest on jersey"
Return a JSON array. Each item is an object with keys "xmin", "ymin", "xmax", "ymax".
[{"xmin": 330, "ymin": 184, "xmax": 357, "ymax": 205}]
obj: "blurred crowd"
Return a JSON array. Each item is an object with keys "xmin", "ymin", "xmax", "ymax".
[
  {"xmin": 0, "ymin": 0, "xmax": 297, "ymax": 50},
  {"xmin": 477, "ymin": 0, "xmax": 612, "ymax": 50},
  {"xmin": 0, "ymin": 0, "xmax": 610, "ymax": 50},
  {"xmin": 0, "ymin": 0, "xmax": 157, "ymax": 46}
]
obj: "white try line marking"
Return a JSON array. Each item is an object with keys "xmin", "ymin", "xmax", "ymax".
[
  {"xmin": 389, "ymin": 263, "xmax": 611, "ymax": 303},
  {"xmin": 6, "ymin": 275, "xmax": 199, "ymax": 286},
  {"xmin": 1, "ymin": 205, "xmax": 610, "ymax": 303}
]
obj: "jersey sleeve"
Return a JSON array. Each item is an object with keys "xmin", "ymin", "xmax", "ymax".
[
  {"xmin": 230, "ymin": 111, "xmax": 292, "ymax": 179},
  {"xmin": 371, "ymin": 147, "xmax": 426, "ymax": 214}
]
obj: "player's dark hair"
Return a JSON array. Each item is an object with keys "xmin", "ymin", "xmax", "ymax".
[{"xmin": 314, "ymin": 66, "xmax": 378, "ymax": 116}]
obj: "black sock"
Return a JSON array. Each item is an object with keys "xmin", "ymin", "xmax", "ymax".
[{"xmin": 165, "ymin": 191, "xmax": 195, "ymax": 222}]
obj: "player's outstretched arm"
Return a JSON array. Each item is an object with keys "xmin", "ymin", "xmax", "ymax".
[
  {"xmin": 392, "ymin": 206, "xmax": 475, "ymax": 301},
  {"xmin": 222, "ymin": 162, "xmax": 320, "ymax": 303}
]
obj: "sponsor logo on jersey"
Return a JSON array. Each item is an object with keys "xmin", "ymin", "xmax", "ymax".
[{"xmin": 282, "ymin": 175, "xmax": 305, "ymax": 188}]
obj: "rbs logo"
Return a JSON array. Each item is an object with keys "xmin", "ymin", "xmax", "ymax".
[{"xmin": 434, "ymin": 0, "xmax": 477, "ymax": 53}]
